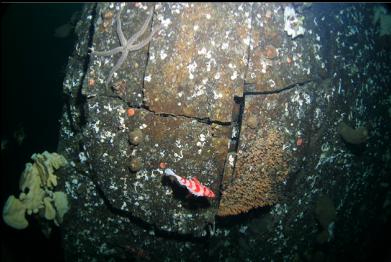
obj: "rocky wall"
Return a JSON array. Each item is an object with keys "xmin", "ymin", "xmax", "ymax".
[{"xmin": 56, "ymin": 3, "xmax": 391, "ymax": 261}]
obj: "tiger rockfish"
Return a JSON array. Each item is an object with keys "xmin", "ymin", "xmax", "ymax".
[{"xmin": 163, "ymin": 168, "xmax": 215, "ymax": 198}]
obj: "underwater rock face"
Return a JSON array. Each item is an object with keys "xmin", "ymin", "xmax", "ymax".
[
  {"xmin": 144, "ymin": 2, "xmax": 252, "ymax": 122},
  {"xmin": 56, "ymin": 2, "xmax": 390, "ymax": 261},
  {"xmin": 219, "ymin": 82, "xmax": 322, "ymax": 216},
  {"xmin": 284, "ymin": 5, "xmax": 306, "ymax": 39},
  {"xmin": 245, "ymin": 3, "xmax": 327, "ymax": 92},
  {"xmin": 84, "ymin": 2, "xmax": 157, "ymax": 106},
  {"xmin": 82, "ymin": 95, "xmax": 229, "ymax": 235}
]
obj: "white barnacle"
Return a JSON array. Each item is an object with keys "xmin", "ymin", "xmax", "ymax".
[
  {"xmin": 205, "ymin": 50, "xmax": 212, "ymax": 59},
  {"xmin": 187, "ymin": 60, "xmax": 197, "ymax": 80},
  {"xmin": 149, "ymin": 52, "xmax": 155, "ymax": 61},
  {"xmin": 103, "ymin": 103, "xmax": 113, "ymax": 112},
  {"xmin": 303, "ymin": 93, "xmax": 311, "ymax": 104},
  {"xmin": 239, "ymin": 225, "xmax": 248, "ymax": 234},
  {"xmin": 174, "ymin": 150, "xmax": 183, "ymax": 160},
  {"xmin": 144, "ymin": 75, "xmax": 152, "ymax": 82},
  {"xmin": 213, "ymin": 90, "xmax": 223, "ymax": 99},
  {"xmin": 79, "ymin": 152, "xmax": 87, "ymax": 163},
  {"xmin": 231, "ymin": 71, "xmax": 238, "ymax": 80},
  {"xmin": 160, "ymin": 50, "xmax": 167, "ymax": 60},
  {"xmin": 232, "ymin": 126, "xmax": 239, "ymax": 138},
  {"xmin": 175, "ymin": 139, "xmax": 182, "ymax": 148},
  {"xmin": 121, "ymin": 202, "xmax": 127, "ymax": 210},
  {"xmin": 243, "ymin": 36, "xmax": 251, "ymax": 45},
  {"xmin": 198, "ymin": 47, "xmax": 207, "ymax": 55},
  {"xmin": 160, "ymin": 17, "xmax": 172, "ymax": 28},
  {"xmin": 268, "ymin": 79, "xmax": 276, "ymax": 88},
  {"xmin": 260, "ymin": 59, "xmax": 268, "ymax": 73},
  {"xmin": 92, "ymin": 120, "xmax": 100, "ymax": 133},
  {"xmin": 228, "ymin": 154, "xmax": 235, "ymax": 167},
  {"xmin": 321, "ymin": 142, "xmax": 330, "ymax": 152}
]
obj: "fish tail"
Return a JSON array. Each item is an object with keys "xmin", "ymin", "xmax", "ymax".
[{"xmin": 164, "ymin": 168, "xmax": 181, "ymax": 181}]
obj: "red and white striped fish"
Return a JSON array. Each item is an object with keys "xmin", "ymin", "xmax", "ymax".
[{"xmin": 163, "ymin": 168, "xmax": 215, "ymax": 198}]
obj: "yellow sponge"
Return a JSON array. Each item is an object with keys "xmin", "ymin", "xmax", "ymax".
[
  {"xmin": 53, "ymin": 191, "xmax": 70, "ymax": 226},
  {"xmin": 2, "ymin": 196, "xmax": 28, "ymax": 230},
  {"xmin": 2, "ymin": 151, "xmax": 69, "ymax": 230}
]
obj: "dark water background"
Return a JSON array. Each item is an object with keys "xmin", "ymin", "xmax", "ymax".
[{"xmin": 1, "ymin": 4, "xmax": 84, "ymax": 261}]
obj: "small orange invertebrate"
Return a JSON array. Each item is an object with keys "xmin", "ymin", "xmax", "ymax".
[
  {"xmin": 127, "ymin": 108, "xmax": 136, "ymax": 117},
  {"xmin": 159, "ymin": 162, "xmax": 168, "ymax": 169},
  {"xmin": 102, "ymin": 10, "xmax": 113, "ymax": 20},
  {"xmin": 296, "ymin": 137, "xmax": 303, "ymax": 146},
  {"xmin": 88, "ymin": 78, "xmax": 95, "ymax": 87}
]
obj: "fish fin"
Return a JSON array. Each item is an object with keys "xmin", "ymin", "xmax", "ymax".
[
  {"xmin": 164, "ymin": 168, "xmax": 176, "ymax": 176},
  {"xmin": 185, "ymin": 193, "xmax": 193, "ymax": 199}
]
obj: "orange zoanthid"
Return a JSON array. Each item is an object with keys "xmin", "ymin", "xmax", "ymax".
[
  {"xmin": 159, "ymin": 162, "xmax": 168, "ymax": 169},
  {"xmin": 296, "ymin": 137, "xmax": 303, "ymax": 146},
  {"xmin": 127, "ymin": 108, "xmax": 136, "ymax": 117}
]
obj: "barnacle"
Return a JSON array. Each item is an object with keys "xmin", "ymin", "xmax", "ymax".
[
  {"xmin": 128, "ymin": 129, "xmax": 144, "ymax": 145},
  {"xmin": 129, "ymin": 158, "xmax": 143, "ymax": 172}
]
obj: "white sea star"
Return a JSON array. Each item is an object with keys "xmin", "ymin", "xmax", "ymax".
[{"xmin": 92, "ymin": 7, "xmax": 161, "ymax": 86}]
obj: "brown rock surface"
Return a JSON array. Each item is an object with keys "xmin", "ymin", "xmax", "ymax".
[{"xmin": 144, "ymin": 3, "xmax": 252, "ymax": 122}]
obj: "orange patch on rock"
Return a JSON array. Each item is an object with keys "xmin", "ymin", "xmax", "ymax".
[
  {"xmin": 88, "ymin": 78, "xmax": 95, "ymax": 87},
  {"xmin": 127, "ymin": 108, "xmax": 136, "ymax": 117},
  {"xmin": 159, "ymin": 162, "xmax": 168, "ymax": 169},
  {"xmin": 296, "ymin": 137, "xmax": 303, "ymax": 146},
  {"xmin": 264, "ymin": 45, "xmax": 278, "ymax": 59}
]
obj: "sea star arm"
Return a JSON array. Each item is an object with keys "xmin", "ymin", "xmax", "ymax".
[
  {"xmin": 126, "ymin": 10, "xmax": 154, "ymax": 45},
  {"xmin": 116, "ymin": 10, "xmax": 127, "ymax": 47},
  {"xmin": 93, "ymin": 46, "xmax": 124, "ymax": 56},
  {"xmin": 127, "ymin": 24, "xmax": 162, "ymax": 51},
  {"xmin": 106, "ymin": 49, "xmax": 129, "ymax": 86},
  {"xmin": 92, "ymin": 7, "xmax": 161, "ymax": 87}
]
